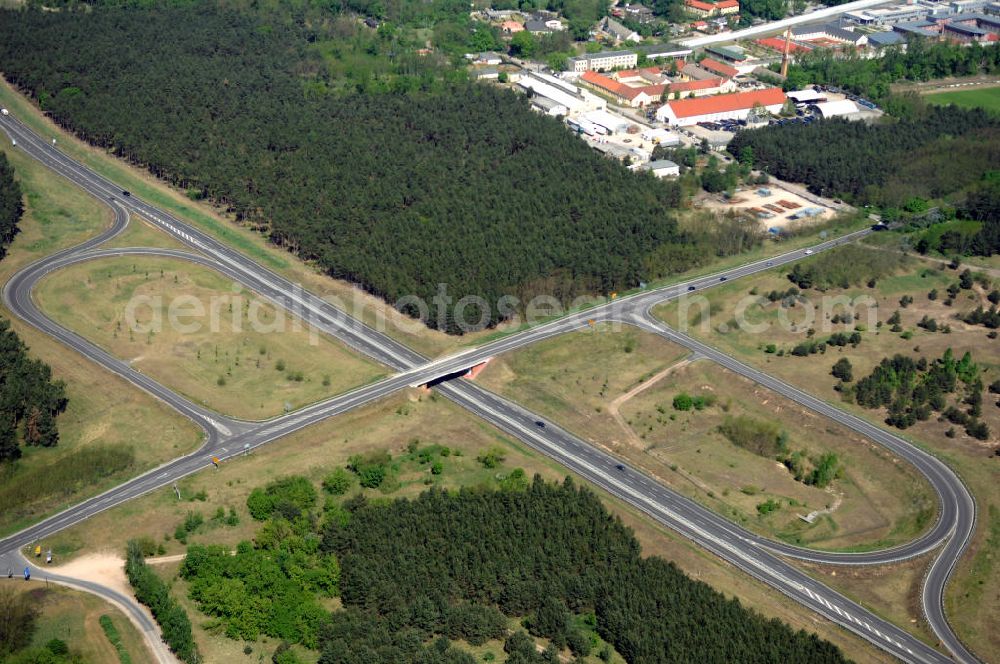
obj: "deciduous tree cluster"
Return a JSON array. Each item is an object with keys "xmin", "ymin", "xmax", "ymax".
[
  {"xmin": 126, "ymin": 540, "xmax": 199, "ymax": 663},
  {"xmin": 783, "ymin": 40, "xmax": 1000, "ymax": 101}
]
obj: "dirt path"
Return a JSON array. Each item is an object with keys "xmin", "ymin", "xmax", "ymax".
[
  {"xmin": 607, "ymin": 356, "xmax": 717, "ymax": 494},
  {"xmin": 145, "ymin": 553, "xmax": 186, "ymax": 565},
  {"xmin": 799, "ymin": 488, "xmax": 844, "ymax": 523},
  {"xmin": 607, "ymin": 358, "xmax": 695, "ymax": 448}
]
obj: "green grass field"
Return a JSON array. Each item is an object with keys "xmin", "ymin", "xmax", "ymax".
[
  {"xmin": 8, "ymin": 584, "xmax": 152, "ymax": 663},
  {"xmin": 926, "ymin": 86, "xmax": 1000, "ymax": 113}
]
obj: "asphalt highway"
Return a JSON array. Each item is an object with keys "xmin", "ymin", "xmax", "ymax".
[{"xmin": 0, "ymin": 112, "xmax": 979, "ymax": 663}]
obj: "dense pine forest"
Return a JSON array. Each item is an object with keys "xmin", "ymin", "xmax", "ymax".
[
  {"xmin": 0, "ymin": 319, "xmax": 67, "ymax": 461},
  {"xmin": 32, "ymin": 0, "xmax": 609, "ymax": 39},
  {"xmin": 957, "ymin": 181, "xmax": 1000, "ymax": 256},
  {"xmin": 0, "ymin": 157, "xmax": 67, "ymax": 462},
  {"xmin": 0, "ymin": 154, "xmax": 22, "ymax": 260},
  {"xmin": 728, "ymin": 105, "xmax": 1000, "ymax": 214},
  {"xmin": 180, "ymin": 475, "xmax": 850, "ymax": 663},
  {"xmin": 0, "ymin": 5, "xmax": 693, "ymax": 332}
]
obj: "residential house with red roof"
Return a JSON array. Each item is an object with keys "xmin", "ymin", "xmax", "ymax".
[{"xmin": 716, "ymin": 0, "xmax": 740, "ymax": 14}]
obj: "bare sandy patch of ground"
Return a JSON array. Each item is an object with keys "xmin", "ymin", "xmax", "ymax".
[{"xmin": 47, "ymin": 551, "xmax": 130, "ymax": 597}]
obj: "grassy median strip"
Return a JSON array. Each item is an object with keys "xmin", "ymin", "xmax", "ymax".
[
  {"xmin": 99, "ymin": 614, "xmax": 134, "ymax": 664},
  {"xmin": 35, "ymin": 256, "xmax": 386, "ymax": 419}
]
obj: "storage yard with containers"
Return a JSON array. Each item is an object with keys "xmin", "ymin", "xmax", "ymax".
[{"xmin": 698, "ymin": 186, "xmax": 836, "ymax": 228}]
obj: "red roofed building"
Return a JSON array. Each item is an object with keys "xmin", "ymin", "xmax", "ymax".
[
  {"xmin": 656, "ymin": 87, "xmax": 786, "ymax": 125},
  {"xmin": 756, "ymin": 36, "xmax": 812, "ymax": 53},
  {"xmin": 580, "ymin": 70, "xmax": 631, "ymax": 98},
  {"xmin": 699, "ymin": 57, "xmax": 739, "ymax": 78},
  {"xmin": 616, "ymin": 66, "xmax": 664, "ymax": 81},
  {"xmin": 685, "ymin": 0, "xmax": 716, "ymax": 16},
  {"xmin": 667, "ymin": 76, "xmax": 735, "ymax": 97},
  {"xmin": 685, "ymin": 0, "xmax": 739, "ymax": 16},
  {"xmin": 580, "ymin": 70, "xmax": 663, "ymax": 107}
]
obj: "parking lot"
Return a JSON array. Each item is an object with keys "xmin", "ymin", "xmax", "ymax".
[
  {"xmin": 678, "ymin": 87, "xmax": 884, "ymax": 144},
  {"xmin": 681, "ymin": 123, "xmax": 730, "ymax": 147}
]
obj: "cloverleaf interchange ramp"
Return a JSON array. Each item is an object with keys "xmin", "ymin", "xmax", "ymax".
[{"xmin": 0, "ymin": 112, "xmax": 980, "ymax": 664}]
